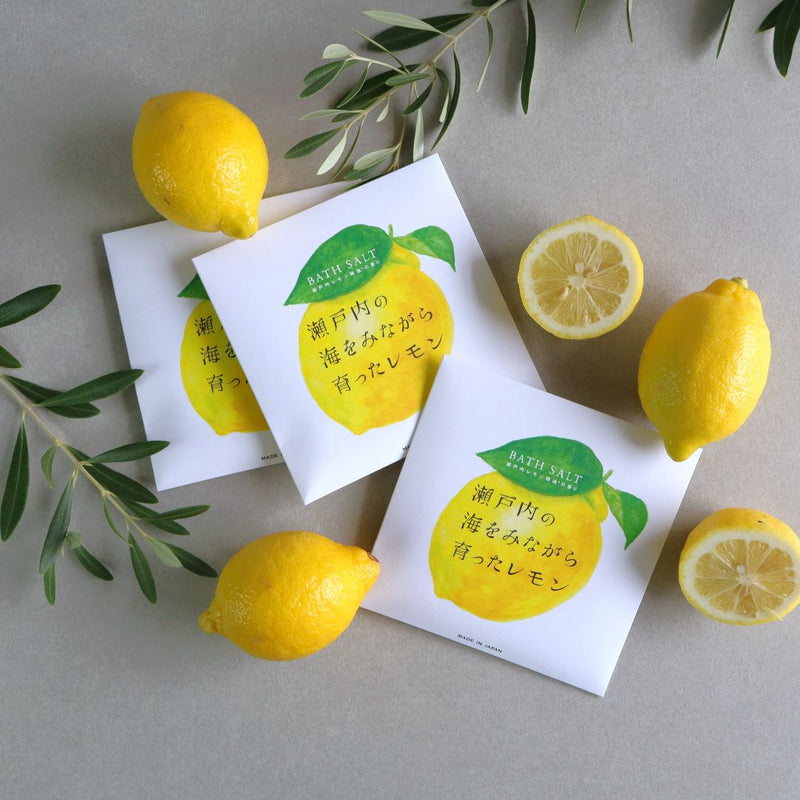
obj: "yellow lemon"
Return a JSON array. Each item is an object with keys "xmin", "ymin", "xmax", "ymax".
[
  {"xmin": 678, "ymin": 508, "xmax": 800, "ymax": 625},
  {"xmin": 518, "ymin": 215, "xmax": 644, "ymax": 339},
  {"xmin": 297, "ymin": 244, "xmax": 453, "ymax": 435},
  {"xmin": 638, "ymin": 278, "xmax": 771, "ymax": 462},
  {"xmin": 132, "ymin": 91, "xmax": 268, "ymax": 238},
  {"xmin": 429, "ymin": 472, "xmax": 605, "ymax": 621},
  {"xmin": 180, "ymin": 299, "xmax": 268, "ymax": 435},
  {"xmin": 199, "ymin": 530, "xmax": 380, "ymax": 660}
]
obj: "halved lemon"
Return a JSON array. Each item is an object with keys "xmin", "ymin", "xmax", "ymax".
[
  {"xmin": 678, "ymin": 508, "xmax": 800, "ymax": 625},
  {"xmin": 518, "ymin": 215, "xmax": 644, "ymax": 339}
]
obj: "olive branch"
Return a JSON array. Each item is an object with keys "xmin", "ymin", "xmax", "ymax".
[
  {"xmin": 285, "ymin": 1, "xmax": 800, "ymax": 181},
  {"xmin": 0, "ymin": 285, "xmax": 217, "ymax": 606}
]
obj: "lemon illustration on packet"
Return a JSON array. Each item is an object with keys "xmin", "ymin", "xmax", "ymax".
[
  {"xmin": 285, "ymin": 224, "xmax": 455, "ymax": 435},
  {"xmin": 429, "ymin": 436, "xmax": 648, "ymax": 621},
  {"xmin": 177, "ymin": 275, "xmax": 268, "ymax": 436}
]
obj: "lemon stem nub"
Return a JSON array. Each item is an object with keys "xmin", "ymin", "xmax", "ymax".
[{"xmin": 731, "ymin": 277, "xmax": 749, "ymax": 289}]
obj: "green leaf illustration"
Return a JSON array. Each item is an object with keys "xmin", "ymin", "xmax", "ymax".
[
  {"xmin": 393, "ymin": 226, "xmax": 455, "ymax": 270},
  {"xmin": 178, "ymin": 274, "xmax": 209, "ymax": 300},
  {"xmin": 477, "ymin": 436, "xmax": 604, "ymax": 496},
  {"xmin": 284, "ymin": 224, "xmax": 393, "ymax": 305},
  {"xmin": 602, "ymin": 482, "xmax": 648, "ymax": 549}
]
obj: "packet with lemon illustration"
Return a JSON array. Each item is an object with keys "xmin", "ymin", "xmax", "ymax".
[
  {"xmin": 361, "ymin": 357, "xmax": 699, "ymax": 696},
  {"xmin": 193, "ymin": 156, "xmax": 541, "ymax": 503}
]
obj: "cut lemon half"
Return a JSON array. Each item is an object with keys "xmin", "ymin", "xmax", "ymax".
[
  {"xmin": 518, "ymin": 215, "xmax": 643, "ymax": 339},
  {"xmin": 678, "ymin": 508, "xmax": 800, "ymax": 625}
]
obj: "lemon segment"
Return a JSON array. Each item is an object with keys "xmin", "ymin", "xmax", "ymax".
[
  {"xmin": 518, "ymin": 215, "xmax": 643, "ymax": 339},
  {"xmin": 678, "ymin": 508, "xmax": 800, "ymax": 625},
  {"xmin": 132, "ymin": 91, "xmax": 268, "ymax": 239}
]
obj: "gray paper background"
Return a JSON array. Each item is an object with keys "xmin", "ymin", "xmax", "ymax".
[{"xmin": 2, "ymin": 2, "xmax": 798, "ymax": 798}]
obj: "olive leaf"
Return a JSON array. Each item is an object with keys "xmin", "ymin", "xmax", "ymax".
[{"xmin": 0, "ymin": 417, "xmax": 29, "ymax": 541}]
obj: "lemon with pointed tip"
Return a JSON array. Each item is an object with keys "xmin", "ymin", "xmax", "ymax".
[
  {"xmin": 679, "ymin": 508, "xmax": 800, "ymax": 625},
  {"xmin": 132, "ymin": 91, "xmax": 268, "ymax": 239},
  {"xmin": 199, "ymin": 531, "xmax": 380, "ymax": 660},
  {"xmin": 638, "ymin": 278, "xmax": 771, "ymax": 462},
  {"xmin": 518, "ymin": 215, "xmax": 644, "ymax": 339}
]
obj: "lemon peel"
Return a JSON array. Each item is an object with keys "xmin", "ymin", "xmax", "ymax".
[
  {"xmin": 199, "ymin": 531, "xmax": 380, "ymax": 660},
  {"xmin": 132, "ymin": 91, "xmax": 268, "ymax": 239},
  {"xmin": 638, "ymin": 277, "xmax": 771, "ymax": 462}
]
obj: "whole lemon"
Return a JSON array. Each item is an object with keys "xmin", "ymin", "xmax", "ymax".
[
  {"xmin": 132, "ymin": 91, "xmax": 268, "ymax": 239},
  {"xmin": 429, "ymin": 472, "xmax": 605, "ymax": 622},
  {"xmin": 199, "ymin": 531, "xmax": 380, "ymax": 660},
  {"xmin": 638, "ymin": 278, "xmax": 770, "ymax": 462}
]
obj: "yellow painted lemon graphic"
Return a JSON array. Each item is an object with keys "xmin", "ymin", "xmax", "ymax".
[
  {"xmin": 287, "ymin": 224, "xmax": 455, "ymax": 435},
  {"xmin": 179, "ymin": 298, "xmax": 268, "ymax": 435},
  {"xmin": 429, "ymin": 437, "xmax": 647, "ymax": 622}
]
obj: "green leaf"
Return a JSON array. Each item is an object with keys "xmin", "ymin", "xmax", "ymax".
[
  {"xmin": 40, "ymin": 444, "xmax": 57, "ymax": 489},
  {"xmin": 285, "ymin": 224, "xmax": 393, "ymax": 305},
  {"xmin": 759, "ymin": 2, "xmax": 783, "ymax": 32},
  {"xmin": 0, "ymin": 344, "xmax": 21, "ymax": 368},
  {"xmin": 4, "ymin": 376, "xmax": 100, "ymax": 418},
  {"xmin": 71, "ymin": 544, "xmax": 114, "ymax": 581},
  {"xmin": 284, "ymin": 129, "xmax": 341, "ymax": 160},
  {"xmin": 0, "ymin": 285, "xmax": 61, "ymax": 329},
  {"xmin": 477, "ymin": 436, "xmax": 604, "ymax": 496},
  {"xmin": 774, "ymin": 0, "xmax": 800, "ymax": 76},
  {"xmin": 103, "ymin": 498, "xmax": 126, "ymax": 540},
  {"xmin": 85, "ymin": 440, "xmax": 169, "ymax": 465},
  {"xmin": 365, "ymin": 13, "xmax": 470, "ymax": 51},
  {"xmin": 384, "ymin": 71, "xmax": 430, "ymax": 86},
  {"xmin": 602, "ymin": 483, "xmax": 648, "ymax": 549},
  {"xmin": 435, "ymin": 67, "xmax": 450, "ymax": 123},
  {"xmin": 301, "ymin": 108, "xmax": 360, "ymax": 121},
  {"xmin": 393, "ymin": 226, "xmax": 456, "ymax": 270},
  {"xmin": 1, "ymin": 417, "xmax": 29, "ymax": 541},
  {"xmin": 128, "ymin": 532, "xmax": 157, "ymax": 603},
  {"xmin": 363, "ymin": 11, "xmax": 442, "ymax": 33},
  {"xmin": 81, "ymin": 458, "xmax": 158, "ymax": 504},
  {"xmin": 146, "ymin": 537, "xmax": 183, "ymax": 568},
  {"xmin": 39, "ymin": 474, "xmax": 75, "ymax": 573},
  {"xmin": 335, "ymin": 67, "xmax": 417, "ymax": 110},
  {"xmin": 336, "ymin": 65, "xmax": 371, "ymax": 109},
  {"xmin": 521, "ymin": 0, "xmax": 536, "ymax": 114},
  {"xmin": 119, "ymin": 499, "xmax": 191, "ymax": 535},
  {"xmin": 403, "ymin": 81, "xmax": 433, "ymax": 115},
  {"xmin": 163, "ymin": 543, "xmax": 218, "ymax": 578},
  {"xmin": 716, "ymin": 1, "xmax": 737, "ymax": 58},
  {"xmin": 300, "ymin": 60, "xmax": 352, "ymax": 97},
  {"xmin": 627, "ymin": 0, "xmax": 634, "ymax": 42},
  {"xmin": 178, "ymin": 274, "xmax": 209, "ymax": 300},
  {"xmin": 38, "ymin": 369, "xmax": 142, "ymax": 409},
  {"xmin": 153, "ymin": 504, "xmax": 210, "ymax": 521},
  {"xmin": 43, "ymin": 564, "xmax": 56, "ymax": 605},
  {"xmin": 322, "ymin": 43, "xmax": 355, "ymax": 60},
  {"xmin": 352, "ymin": 147, "xmax": 397, "ymax": 172},
  {"xmin": 412, "ymin": 108, "xmax": 425, "ymax": 162},
  {"xmin": 317, "ymin": 130, "xmax": 350, "ymax": 175},
  {"xmin": 476, "ymin": 18, "xmax": 495, "ymax": 93},
  {"xmin": 433, "ymin": 50, "xmax": 461, "ymax": 148},
  {"xmin": 576, "ymin": 0, "xmax": 590, "ymax": 32}
]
